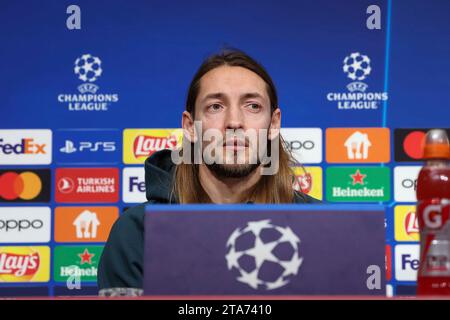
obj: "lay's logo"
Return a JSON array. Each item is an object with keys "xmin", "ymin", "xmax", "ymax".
[
  {"xmin": 0, "ymin": 246, "xmax": 50, "ymax": 282},
  {"xmin": 0, "ymin": 252, "xmax": 40, "ymax": 277},
  {"xmin": 133, "ymin": 135, "xmax": 178, "ymax": 157},
  {"xmin": 394, "ymin": 205, "xmax": 420, "ymax": 242},
  {"xmin": 291, "ymin": 166, "xmax": 323, "ymax": 200},
  {"xmin": 404, "ymin": 211, "xmax": 419, "ymax": 236},
  {"xmin": 123, "ymin": 129, "xmax": 183, "ymax": 164}
]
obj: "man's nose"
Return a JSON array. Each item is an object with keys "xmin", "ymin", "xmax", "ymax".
[{"xmin": 225, "ymin": 106, "xmax": 244, "ymax": 130}]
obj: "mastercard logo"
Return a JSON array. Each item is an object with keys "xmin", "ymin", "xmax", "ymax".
[
  {"xmin": 0, "ymin": 170, "xmax": 50, "ymax": 202},
  {"xmin": 403, "ymin": 131, "xmax": 425, "ymax": 160}
]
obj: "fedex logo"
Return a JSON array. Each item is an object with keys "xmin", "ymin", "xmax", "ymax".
[
  {"xmin": 122, "ymin": 167, "xmax": 146, "ymax": 203},
  {"xmin": 395, "ymin": 244, "xmax": 420, "ymax": 281},
  {"xmin": 0, "ymin": 139, "xmax": 46, "ymax": 155},
  {"xmin": 0, "ymin": 130, "xmax": 52, "ymax": 165},
  {"xmin": 129, "ymin": 177, "xmax": 145, "ymax": 193}
]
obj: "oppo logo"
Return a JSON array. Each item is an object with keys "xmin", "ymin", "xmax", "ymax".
[
  {"xmin": 0, "ymin": 219, "xmax": 44, "ymax": 232},
  {"xmin": 401, "ymin": 178, "xmax": 417, "ymax": 190},
  {"xmin": 284, "ymin": 140, "xmax": 315, "ymax": 151}
]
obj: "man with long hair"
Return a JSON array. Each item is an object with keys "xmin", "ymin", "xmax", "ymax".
[{"xmin": 98, "ymin": 49, "xmax": 320, "ymax": 295}]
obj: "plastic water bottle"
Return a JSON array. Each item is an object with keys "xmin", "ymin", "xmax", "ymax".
[{"xmin": 416, "ymin": 129, "xmax": 450, "ymax": 295}]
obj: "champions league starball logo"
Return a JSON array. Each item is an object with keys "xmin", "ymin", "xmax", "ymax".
[
  {"xmin": 225, "ymin": 220, "xmax": 303, "ymax": 290},
  {"xmin": 343, "ymin": 52, "xmax": 371, "ymax": 81},
  {"xmin": 326, "ymin": 52, "xmax": 388, "ymax": 110},
  {"xmin": 57, "ymin": 53, "xmax": 119, "ymax": 111},
  {"xmin": 74, "ymin": 54, "xmax": 102, "ymax": 93}
]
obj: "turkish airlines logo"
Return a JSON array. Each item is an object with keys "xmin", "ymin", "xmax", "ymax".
[
  {"xmin": 57, "ymin": 177, "xmax": 75, "ymax": 194},
  {"xmin": 326, "ymin": 128, "xmax": 390, "ymax": 163},
  {"xmin": 0, "ymin": 170, "xmax": 51, "ymax": 202},
  {"xmin": 0, "ymin": 130, "xmax": 52, "ymax": 165},
  {"xmin": 55, "ymin": 168, "xmax": 119, "ymax": 203}
]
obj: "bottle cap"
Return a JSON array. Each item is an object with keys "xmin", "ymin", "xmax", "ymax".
[{"xmin": 423, "ymin": 129, "xmax": 450, "ymax": 159}]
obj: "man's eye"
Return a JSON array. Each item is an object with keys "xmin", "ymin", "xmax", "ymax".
[
  {"xmin": 246, "ymin": 103, "xmax": 262, "ymax": 111},
  {"xmin": 207, "ymin": 104, "xmax": 223, "ymax": 112}
]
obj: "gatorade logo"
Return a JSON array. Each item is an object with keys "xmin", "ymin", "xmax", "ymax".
[
  {"xmin": 417, "ymin": 202, "xmax": 450, "ymax": 230},
  {"xmin": 394, "ymin": 128, "xmax": 450, "ymax": 162},
  {"xmin": 0, "ymin": 130, "xmax": 52, "ymax": 165},
  {"xmin": 326, "ymin": 128, "xmax": 390, "ymax": 163},
  {"xmin": 123, "ymin": 129, "xmax": 183, "ymax": 164},
  {"xmin": 0, "ymin": 170, "xmax": 51, "ymax": 202}
]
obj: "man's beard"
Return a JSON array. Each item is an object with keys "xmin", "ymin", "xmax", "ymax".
[{"xmin": 206, "ymin": 163, "xmax": 259, "ymax": 179}]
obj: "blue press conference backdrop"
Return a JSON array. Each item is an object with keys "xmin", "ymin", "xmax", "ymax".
[{"xmin": 0, "ymin": 0, "xmax": 449, "ymax": 297}]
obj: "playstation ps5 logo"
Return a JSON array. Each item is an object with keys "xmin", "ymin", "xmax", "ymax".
[{"xmin": 60, "ymin": 140, "xmax": 116, "ymax": 154}]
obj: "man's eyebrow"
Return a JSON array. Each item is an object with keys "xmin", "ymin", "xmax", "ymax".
[
  {"xmin": 239, "ymin": 92, "xmax": 264, "ymax": 101},
  {"xmin": 201, "ymin": 92, "xmax": 227, "ymax": 103},
  {"xmin": 201, "ymin": 92, "xmax": 265, "ymax": 103}
]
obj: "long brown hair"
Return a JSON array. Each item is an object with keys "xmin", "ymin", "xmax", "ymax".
[{"xmin": 172, "ymin": 49, "xmax": 296, "ymax": 204}]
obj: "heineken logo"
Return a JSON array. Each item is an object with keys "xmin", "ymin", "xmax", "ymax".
[
  {"xmin": 350, "ymin": 169, "xmax": 366, "ymax": 185},
  {"xmin": 78, "ymin": 248, "xmax": 95, "ymax": 265},
  {"xmin": 54, "ymin": 246, "xmax": 103, "ymax": 282},
  {"xmin": 326, "ymin": 167, "xmax": 390, "ymax": 202}
]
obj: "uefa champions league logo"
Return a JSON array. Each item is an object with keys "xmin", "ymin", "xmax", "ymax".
[
  {"xmin": 225, "ymin": 219, "xmax": 303, "ymax": 290},
  {"xmin": 74, "ymin": 54, "xmax": 103, "ymax": 94},
  {"xmin": 343, "ymin": 52, "xmax": 371, "ymax": 81},
  {"xmin": 343, "ymin": 52, "xmax": 371, "ymax": 92},
  {"xmin": 57, "ymin": 53, "xmax": 119, "ymax": 111},
  {"xmin": 74, "ymin": 54, "xmax": 103, "ymax": 82},
  {"xmin": 326, "ymin": 51, "xmax": 388, "ymax": 110}
]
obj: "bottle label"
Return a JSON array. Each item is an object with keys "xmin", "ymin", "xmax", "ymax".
[{"xmin": 417, "ymin": 199, "xmax": 450, "ymax": 277}]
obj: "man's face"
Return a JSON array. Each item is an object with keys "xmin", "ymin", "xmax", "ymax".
[{"xmin": 184, "ymin": 65, "xmax": 280, "ymax": 178}]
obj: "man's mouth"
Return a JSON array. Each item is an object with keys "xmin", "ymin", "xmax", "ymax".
[{"xmin": 223, "ymin": 138, "xmax": 248, "ymax": 151}]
